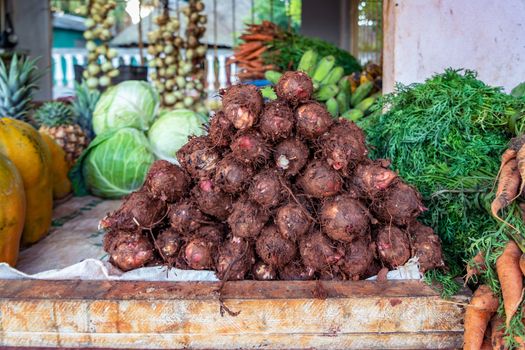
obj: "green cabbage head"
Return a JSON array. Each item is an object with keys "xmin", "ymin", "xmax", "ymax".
[
  {"xmin": 92, "ymin": 80, "xmax": 159, "ymax": 135},
  {"xmin": 148, "ymin": 109, "xmax": 207, "ymax": 163}
]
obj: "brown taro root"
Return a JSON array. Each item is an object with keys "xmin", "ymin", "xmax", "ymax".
[
  {"xmin": 298, "ymin": 160, "xmax": 342, "ymax": 198},
  {"xmin": 279, "ymin": 261, "xmax": 314, "ymax": 280},
  {"xmin": 192, "ymin": 180, "xmax": 233, "ymax": 220},
  {"xmin": 252, "ymin": 261, "xmax": 277, "ymax": 280},
  {"xmin": 372, "ymin": 182, "xmax": 426, "ymax": 226},
  {"xmin": 339, "ymin": 237, "xmax": 376, "ymax": 280},
  {"xmin": 258, "ymin": 100, "xmax": 294, "ymax": 141},
  {"xmin": 208, "ymin": 111, "xmax": 236, "ymax": 147},
  {"xmin": 353, "ymin": 160, "xmax": 397, "ymax": 198},
  {"xmin": 230, "ymin": 130, "xmax": 270, "ymax": 165},
  {"xmin": 104, "ymin": 231, "xmax": 153, "ymax": 271},
  {"xmin": 176, "ymin": 136, "xmax": 221, "ymax": 179},
  {"xmin": 409, "ymin": 222, "xmax": 445, "ymax": 272},
  {"xmin": 275, "ymin": 71, "xmax": 314, "ymax": 104},
  {"xmin": 145, "ymin": 160, "xmax": 189, "ymax": 202},
  {"xmin": 222, "ymin": 84, "xmax": 264, "ymax": 130},
  {"xmin": 168, "ymin": 200, "xmax": 208, "ymax": 233},
  {"xmin": 248, "ymin": 169, "xmax": 285, "ymax": 208},
  {"xmin": 275, "ymin": 202, "xmax": 311, "ymax": 241},
  {"xmin": 295, "ymin": 102, "xmax": 333, "ymax": 139},
  {"xmin": 320, "ymin": 120, "xmax": 368, "ymax": 174},
  {"xmin": 227, "ymin": 197, "xmax": 269, "ymax": 238},
  {"xmin": 299, "ymin": 231, "xmax": 344, "ymax": 274},
  {"xmin": 184, "ymin": 226, "xmax": 223, "ymax": 270},
  {"xmin": 320, "ymin": 195, "xmax": 370, "ymax": 243},
  {"xmin": 216, "ymin": 236, "xmax": 255, "ymax": 280},
  {"xmin": 156, "ymin": 228, "xmax": 182, "ymax": 259},
  {"xmin": 274, "ymin": 138, "xmax": 309, "ymax": 177},
  {"xmin": 255, "ymin": 225, "xmax": 296, "ymax": 268},
  {"xmin": 376, "ymin": 225, "xmax": 411, "ymax": 268},
  {"xmin": 100, "ymin": 190, "xmax": 166, "ymax": 231},
  {"xmin": 214, "ymin": 154, "xmax": 254, "ymax": 193}
]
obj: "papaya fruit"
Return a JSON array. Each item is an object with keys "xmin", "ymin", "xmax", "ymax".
[
  {"xmin": 0, "ymin": 154, "xmax": 25, "ymax": 265},
  {"xmin": 0, "ymin": 118, "xmax": 53, "ymax": 245},
  {"xmin": 40, "ymin": 133, "xmax": 72, "ymax": 200}
]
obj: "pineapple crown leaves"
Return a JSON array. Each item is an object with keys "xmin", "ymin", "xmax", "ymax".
[
  {"xmin": 0, "ymin": 54, "xmax": 45, "ymax": 120},
  {"xmin": 72, "ymin": 80, "xmax": 101, "ymax": 139},
  {"xmin": 34, "ymin": 101, "xmax": 75, "ymax": 127}
]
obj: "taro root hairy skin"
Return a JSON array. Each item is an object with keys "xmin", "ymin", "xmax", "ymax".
[
  {"xmin": 275, "ymin": 71, "xmax": 314, "ymax": 104},
  {"xmin": 222, "ymin": 84, "xmax": 264, "ymax": 130},
  {"xmin": 227, "ymin": 198, "xmax": 269, "ymax": 239},
  {"xmin": 248, "ymin": 169, "xmax": 285, "ymax": 209},
  {"xmin": 176, "ymin": 136, "xmax": 221, "ymax": 179},
  {"xmin": 156, "ymin": 228, "xmax": 182, "ymax": 259},
  {"xmin": 274, "ymin": 138, "xmax": 309, "ymax": 177},
  {"xmin": 208, "ymin": 111, "xmax": 236, "ymax": 147},
  {"xmin": 372, "ymin": 182, "xmax": 426, "ymax": 227},
  {"xmin": 320, "ymin": 120, "xmax": 368, "ymax": 174},
  {"xmin": 299, "ymin": 231, "xmax": 344, "ymax": 274},
  {"xmin": 409, "ymin": 222, "xmax": 445, "ymax": 272},
  {"xmin": 230, "ymin": 130, "xmax": 270, "ymax": 165},
  {"xmin": 353, "ymin": 160, "xmax": 397, "ymax": 198},
  {"xmin": 255, "ymin": 225, "xmax": 296, "ymax": 268},
  {"xmin": 192, "ymin": 180, "xmax": 233, "ymax": 220},
  {"xmin": 295, "ymin": 101, "xmax": 333, "ymax": 139},
  {"xmin": 104, "ymin": 230, "xmax": 154, "ymax": 272},
  {"xmin": 298, "ymin": 160, "xmax": 342, "ymax": 198},
  {"xmin": 320, "ymin": 195, "xmax": 370, "ymax": 243},
  {"xmin": 216, "ymin": 236, "xmax": 255, "ymax": 280},
  {"xmin": 145, "ymin": 160, "xmax": 189, "ymax": 203},
  {"xmin": 168, "ymin": 200, "xmax": 208, "ymax": 233},
  {"xmin": 258, "ymin": 99, "xmax": 295, "ymax": 141},
  {"xmin": 279, "ymin": 261, "xmax": 314, "ymax": 280},
  {"xmin": 376, "ymin": 225, "xmax": 411, "ymax": 268},
  {"xmin": 339, "ymin": 237, "xmax": 376, "ymax": 280},
  {"xmin": 252, "ymin": 261, "xmax": 278, "ymax": 280},
  {"xmin": 184, "ymin": 238, "xmax": 216, "ymax": 270},
  {"xmin": 275, "ymin": 203, "xmax": 311, "ymax": 241},
  {"xmin": 214, "ymin": 154, "xmax": 254, "ymax": 194}
]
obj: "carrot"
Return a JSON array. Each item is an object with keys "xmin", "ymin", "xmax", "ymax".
[
  {"xmin": 240, "ymin": 33, "xmax": 274, "ymax": 42},
  {"xmin": 496, "ymin": 240, "xmax": 524, "ymax": 328},
  {"xmin": 520, "ymin": 253, "xmax": 525, "ymax": 277},
  {"xmin": 234, "ymin": 42, "xmax": 263, "ymax": 56},
  {"xmin": 464, "ymin": 251, "xmax": 486, "ymax": 286},
  {"xmin": 491, "ymin": 158, "xmax": 520, "ymax": 225},
  {"xmin": 244, "ymin": 46, "xmax": 268, "ymax": 61},
  {"xmin": 493, "ymin": 149, "xmax": 517, "ymax": 189},
  {"xmin": 490, "ymin": 315, "xmax": 506, "ymax": 350},
  {"xmin": 464, "ymin": 285, "xmax": 499, "ymax": 350},
  {"xmin": 516, "ymin": 143, "xmax": 525, "ymax": 198}
]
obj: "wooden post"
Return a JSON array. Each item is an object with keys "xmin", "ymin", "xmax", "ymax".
[{"xmin": 349, "ymin": 0, "xmax": 359, "ymax": 58}]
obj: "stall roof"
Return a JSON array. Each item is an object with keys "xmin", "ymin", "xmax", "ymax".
[{"xmin": 53, "ymin": 13, "xmax": 86, "ymax": 32}]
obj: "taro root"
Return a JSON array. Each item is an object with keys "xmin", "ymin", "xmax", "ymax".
[
  {"xmin": 222, "ymin": 84, "xmax": 264, "ymax": 130},
  {"xmin": 320, "ymin": 194, "xmax": 370, "ymax": 242},
  {"xmin": 145, "ymin": 160, "xmax": 189, "ymax": 202},
  {"xmin": 183, "ymin": 225, "xmax": 223, "ymax": 270},
  {"xmin": 227, "ymin": 197, "xmax": 269, "ymax": 238},
  {"xmin": 279, "ymin": 261, "xmax": 314, "ymax": 280},
  {"xmin": 295, "ymin": 101, "xmax": 333, "ymax": 139},
  {"xmin": 298, "ymin": 160, "xmax": 342, "ymax": 198},
  {"xmin": 100, "ymin": 190, "xmax": 166, "ymax": 231},
  {"xmin": 258, "ymin": 100, "xmax": 294, "ymax": 141},
  {"xmin": 255, "ymin": 225, "xmax": 296, "ymax": 268},
  {"xmin": 176, "ymin": 136, "xmax": 221, "ymax": 179},
  {"xmin": 156, "ymin": 228, "xmax": 182, "ymax": 259},
  {"xmin": 372, "ymin": 182, "xmax": 426, "ymax": 226},
  {"xmin": 230, "ymin": 130, "xmax": 270, "ymax": 165},
  {"xmin": 216, "ymin": 236, "xmax": 255, "ymax": 280},
  {"xmin": 103, "ymin": 230, "xmax": 154, "ymax": 272},
  {"xmin": 208, "ymin": 111, "xmax": 236, "ymax": 147},
  {"xmin": 192, "ymin": 180, "xmax": 233, "ymax": 220},
  {"xmin": 248, "ymin": 169, "xmax": 285, "ymax": 208},
  {"xmin": 409, "ymin": 222, "xmax": 445, "ymax": 272},
  {"xmin": 275, "ymin": 203, "xmax": 311, "ymax": 241},
  {"xmin": 214, "ymin": 154, "xmax": 254, "ymax": 193},
  {"xmin": 320, "ymin": 120, "xmax": 368, "ymax": 174},
  {"xmin": 252, "ymin": 261, "xmax": 277, "ymax": 280},
  {"xmin": 376, "ymin": 225, "xmax": 411, "ymax": 267},
  {"xmin": 274, "ymin": 138, "xmax": 309, "ymax": 177},
  {"xmin": 168, "ymin": 200, "xmax": 208, "ymax": 233},
  {"xmin": 339, "ymin": 237, "xmax": 376, "ymax": 280},
  {"xmin": 353, "ymin": 160, "xmax": 397, "ymax": 198},
  {"xmin": 275, "ymin": 71, "xmax": 313, "ymax": 104},
  {"xmin": 299, "ymin": 231, "xmax": 344, "ymax": 274}
]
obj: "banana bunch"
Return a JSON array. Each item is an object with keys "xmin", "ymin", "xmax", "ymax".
[{"xmin": 263, "ymin": 50, "xmax": 381, "ymax": 120}]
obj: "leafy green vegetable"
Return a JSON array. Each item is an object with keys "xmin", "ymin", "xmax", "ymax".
[{"xmin": 511, "ymin": 82, "xmax": 525, "ymax": 98}]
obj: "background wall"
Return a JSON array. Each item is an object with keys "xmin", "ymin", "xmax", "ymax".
[{"xmin": 383, "ymin": 0, "xmax": 525, "ymax": 93}]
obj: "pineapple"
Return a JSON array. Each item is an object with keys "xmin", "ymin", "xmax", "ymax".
[
  {"xmin": 34, "ymin": 102, "xmax": 89, "ymax": 165},
  {"xmin": 72, "ymin": 80, "xmax": 100, "ymax": 140},
  {"xmin": 0, "ymin": 54, "xmax": 43, "ymax": 121}
]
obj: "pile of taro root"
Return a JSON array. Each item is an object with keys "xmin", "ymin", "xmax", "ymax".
[{"xmin": 101, "ymin": 71, "xmax": 445, "ymax": 281}]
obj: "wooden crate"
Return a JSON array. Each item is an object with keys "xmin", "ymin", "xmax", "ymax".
[{"xmin": 0, "ymin": 279, "xmax": 468, "ymax": 349}]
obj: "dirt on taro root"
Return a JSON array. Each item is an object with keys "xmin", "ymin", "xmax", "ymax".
[
  {"xmin": 214, "ymin": 153, "xmax": 254, "ymax": 194},
  {"xmin": 274, "ymin": 138, "xmax": 309, "ymax": 177},
  {"xmin": 230, "ymin": 130, "xmax": 270, "ymax": 165},
  {"xmin": 183, "ymin": 225, "xmax": 222, "ymax": 270},
  {"xmin": 320, "ymin": 194, "xmax": 370, "ymax": 242},
  {"xmin": 256, "ymin": 225, "xmax": 296, "ymax": 268},
  {"xmin": 375, "ymin": 225, "xmax": 411, "ymax": 268},
  {"xmin": 295, "ymin": 101, "xmax": 333, "ymax": 139},
  {"xmin": 275, "ymin": 71, "xmax": 314, "ymax": 105},
  {"xmin": 176, "ymin": 136, "xmax": 221, "ymax": 179},
  {"xmin": 258, "ymin": 99, "xmax": 295, "ymax": 141},
  {"xmin": 299, "ymin": 230, "xmax": 345, "ymax": 275},
  {"xmin": 275, "ymin": 202, "xmax": 312, "ymax": 242},
  {"xmin": 372, "ymin": 182, "xmax": 426, "ymax": 226},
  {"xmin": 103, "ymin": 230, "xmax": 154, "ymax": 271},
  {"xmin": 156, "ymin": 227, "xmax": 183, "ymax": 259},
  {"xmin": 222, "ymin": 84, "xmax": 264, "ymax": 130},
  {"xmin": 252, "ymin": 260, "xmax": 278, "ymax": 280},
  {"xmin": 298, "ymin": 160, "xmax": 342, "ymax": 198},
  {"xmin": 352, "ymin": 159, "xmax": 398, "ymax": 198},
  {"xmin": 339, "ymin": 237, "xmax": 376, "ymax": 280},
  {"xmin": 248, "ymin": 169, "xmax": 286, "ymax": 209},
  {"xmin": 409, "ymin": 222, "xmax": 445, "ymax": 272},
  {"xmin": 216, "ymin": 235, "xmax": 255, "ymax": 280},
  {"xmin": 145, "ymin": 160, "xmax": 189, "ymax": 203},
  {"xmin": 192, "ymin": 179, "xmax": 233, "ymax": 220},
  {"xmin": 279, "ymin": 260, "xmax": 314, "ymax": 280},
  {"xmin": 208, "ymin": 111, "xmax": 236, "ymax": 147},
  {"xmin": 168, "ymin": 200, "xmax": 210, "ymax": 233},
  {"xmin": 227, "ymin": 197, "xmax": 269, "ymax": 239}
]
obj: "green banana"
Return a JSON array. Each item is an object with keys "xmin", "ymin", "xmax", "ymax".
[
  {"xmin": 314, "ymin": 84, "xmax": 339, "ymax": 101},
  {"xmin": 326, "ymin": 98, "xmax": 339, "ymax": 117},
  {"xmin": 297, "ymin": 49, "xmax": 319, "ymax": 76},
  {"xmin": 336, "ymin": 90, "xmax": 349, "ymax": 113},
  {"xmin": 341, "ymin": 108, "xmax": 364, "ymax": 122},
  {"xmin": 321, "ymin": 66, "xmax": 344, "ymax": 86},
  {"xmin": 355, "ymin": 96, "xmax": 376, "ymax": 113},
  {"xmin": 350, "ymin": 81, "xmax": 374, "ymax": 107},
  {"xmin": 312, "ymin": 55, "xmax": 335, "ymax": 83}
]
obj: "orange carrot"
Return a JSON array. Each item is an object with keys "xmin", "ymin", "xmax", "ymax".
[
  {"xmin": 520, "ymin": 254, "xmax": 525, "ymax": 277},
  {"xmin": 244, "ymin": 46, "xmax": 268, "ymax": 61},
  {"xmin": 490, "ymin": 315, "xmax": 506, "ymax": 350},
  {"xmin": 516, "ymin": 143, "xmax": 525, "ymax": 197},
  {"xmin": 496, "ymin": 240, "xmax": 524, "ymax": 328},
  {"xmin": 494, "ymin": 149, "xmax": 517, "ymax": 188},
  {"xmin": 240, "ymin": 33, "xmax": 274, "ymax": 42},
  {"xmin": 491, "ymin": 158, "xmax": 520, "ymax": 225},
  {"xmin": 464, "ymin": 285, "xmax": 499, "ymax": 350},
  {"xmin": 464, "ymin": 251, "xmax": 486, "ymax": 285}
]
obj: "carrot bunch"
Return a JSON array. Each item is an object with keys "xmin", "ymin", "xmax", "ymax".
[{"xmin": 226, "ymin": 21, "xmax": 280, "ymax": 81}]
